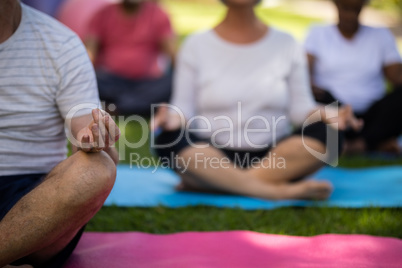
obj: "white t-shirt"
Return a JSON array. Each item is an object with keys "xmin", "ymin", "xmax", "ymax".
[
  {"xmin": 171, "ymin": 29, "xmax": 316, "ymax": 150},
  {"xmin": 305, "ymin": 25, "xmax": 402, "ymax": 113},
  {"xmin": 0, "ymin": 4, "xmax": 100, "ymax": 176}
]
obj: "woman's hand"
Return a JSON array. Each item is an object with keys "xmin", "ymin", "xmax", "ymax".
[
  {"xmin": 321, "ymin": 105, "xmax": 363, "ymax": 131},
  {"xmin": 338, "ymin": 105, "xmax": 363, "ymax": 131},
  {"xmin": 150, "ymin": 104, "xmax": 182, "ymax": 133}
]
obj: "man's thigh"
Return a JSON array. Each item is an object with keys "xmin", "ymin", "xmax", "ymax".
[
  {"xmin": 0, "ymin": 173, "xmax": 86, "ymax": 267},
  {"xmin": 0, "ymin": 173, "xmax": 45, "ymax": 221}
]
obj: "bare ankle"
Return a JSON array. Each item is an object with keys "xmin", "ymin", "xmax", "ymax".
[
  {"xmin": 343, "ymin": 139, "xmax": 366, "ymax": 155},
  {"xmin": 376, "ymin": 138, "xmax": 400, "ymax": 154},
  {"xmin": 279, "ymin": 180, "xmax": 332, "ymax": 200}
]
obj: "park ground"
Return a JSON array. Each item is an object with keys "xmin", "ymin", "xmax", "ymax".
[{"xmin": 86, "ymin": 0, "xmax": 402, "ymax": 238}]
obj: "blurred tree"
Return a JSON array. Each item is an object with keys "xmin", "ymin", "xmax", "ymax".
[{"xmin": 370, "ymin": 0, "xmax": 402, "ymax": 12}]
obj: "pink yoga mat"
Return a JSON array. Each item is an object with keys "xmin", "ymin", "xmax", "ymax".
[{"xmin": 65, "ymin": 231, "xmax": 402, "ymax": 268}]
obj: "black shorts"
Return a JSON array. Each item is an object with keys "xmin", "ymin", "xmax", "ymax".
[
  {"xmin": 314, "ymin": 87, "xmax": 402, "ymax": 150},
  {"xmin": 0, "ymin": 174, "xmax": 85, "ymax": 268},
  {"xmin": 154, "ymin": 121, "xmax": 343, "ymax": 169}
]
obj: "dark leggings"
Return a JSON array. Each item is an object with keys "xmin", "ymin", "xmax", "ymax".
[
  {"xmin": 97, "ymin": 69, "xmax": 172, "ymax": 116},
  {"xmin": 314, "ymin": 87, "xmax": 402, "ymax": 150},
  {"xmin": 154, "ymin": 121, "xmax": 343, "ymax": 170}
]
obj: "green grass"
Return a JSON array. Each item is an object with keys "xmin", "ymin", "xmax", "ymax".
[
  {"xmin": 89, "ymin": 1, "xmax": 402, "ymax": 238},
  {"xmin": 162, "ymin": 0, "xmax": 402, "ymax": 51},
  {"xmin": 370, "ymin": 0, "xmax": 402, "ymax": 13},
  {"xmin": 114, "ymin": 117, "xmax": 155, "ymax": 164},
  {"xmin": 88, "ymin": 206, "xmax": 402, "ymax": 238},
  {"xmin": 162, "ymin": 0, "xmax": 323, "ymax": 41},
  {"xmin": 339, "ymin": 155, "xmax": 402, "ymax": 168}
]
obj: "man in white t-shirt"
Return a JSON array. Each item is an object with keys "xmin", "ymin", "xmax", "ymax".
[
  {"xmin": 305, "ymin": 0, "xmax": 402, "ymax": 154},
  {"xmin": 0, "ymin": 1, "xmax": 121, "ymax": 267}
]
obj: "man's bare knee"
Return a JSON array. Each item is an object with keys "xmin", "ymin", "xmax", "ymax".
[
  {"xmin": 71, "ymin": 151, "xmax": 116, "ymax": 202},
  {"xmin": 51, "ymin": 151, "xmax": 116, "ymax": 208}
]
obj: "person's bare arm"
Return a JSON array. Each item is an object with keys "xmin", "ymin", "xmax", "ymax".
[
  {"xmin": 150, "ymin": 105, "xmax": 183, "ymax": 132},
  {"xmin": 70, "ymin": 109, "xmax": 120, "ymax": 165},
  {"xmin": 307, "ymin": 53, "xmax": 328, "ymax": 99},
  {"xmin": 309, "ymin": 104, "xmax": 363, "ymax": 132},
  {"xmin": 84, "ymin": 36, "xmax": 100, "ymax": 64},
  {"xmin": 305, "ymin": 56, "xmax": 363, "ymax": 132},
  {"xmin": 160, "ymin": 36, "xmax": 177, "ymax": 67},
  {"xmin": 384, "ymin": 63, "xmax": 402, "ymax": 86}
]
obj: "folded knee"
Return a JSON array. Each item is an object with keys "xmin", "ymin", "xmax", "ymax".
[{"xmin": 63, "ymin": 151, "xmax": 116, "ymax": 207}]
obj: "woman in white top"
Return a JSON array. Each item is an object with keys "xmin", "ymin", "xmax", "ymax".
[
  {"xmin": 305, "ymin": 0, "xmax": 402, "ymax": 154},
  {"xmin": 152, "ymin": 0, "xmax": 361, "ymax": 200}
]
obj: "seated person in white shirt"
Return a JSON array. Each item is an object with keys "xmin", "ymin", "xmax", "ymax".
[
  {"xmin": 151, "ymin": 0, "xmax": 361, "ymax": 201},
  {"xmin": 305, "ymin": 0, "xmax": 402, "ymax": 154}
]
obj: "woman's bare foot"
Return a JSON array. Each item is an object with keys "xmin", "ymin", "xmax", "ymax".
[
  {"xmin": 178, "ymin": 178, "xmax": 333, "ymax": 200},
  {"xmin": 280, "ymin": 180, "xmax": 333, "ymax": 200},
  {"xmin": 175, "ymin": 181, "xmax": 190, "ymax": 191},
  {"xmin": 376, "ymin": 138, "xmax": 400, "ymax": 154},
  {"xmin": 343, "ymin": 138, "xmax": 366, "ymax": 155}
]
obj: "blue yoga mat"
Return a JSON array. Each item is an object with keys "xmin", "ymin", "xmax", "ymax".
[{"xmin": 104, "ymin": 165, "xmax": 402, "ymax": 209}]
